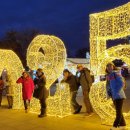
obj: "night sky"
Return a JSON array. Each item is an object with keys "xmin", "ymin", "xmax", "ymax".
[{"xmin": 0, "ymin": 0, "xmax": 129, "ymax": 57}]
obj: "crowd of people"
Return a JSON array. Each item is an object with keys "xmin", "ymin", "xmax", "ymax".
[
  {"xmin": 0, "ymin": 63, "xmax": 128, "ymax": 129},
  {"xmin": 0, "ymin": 65, "xmax": 94, "ymax": 118},
  {"xmin": 0, "ymin": 67, "xmax": 47, "ymax": 118},
  {"xmin": 61, "ymin": 64, "xmax": 94, "ymax": 115}
]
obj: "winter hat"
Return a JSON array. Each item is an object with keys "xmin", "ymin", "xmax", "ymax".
[
  {"xmin": 37, "ymin": 68, "xmax": 43, "ymax": 73},
  {"xmin": 63, "ymin": 69, "xmax": 70, "ymax": 73},
  {"xmin": 77, "ymin": 64, "xmax": 83, "ymax": 69},
  {"xmin": 25, "ymin": 66, "xmax": 30, "ymax": 71}
]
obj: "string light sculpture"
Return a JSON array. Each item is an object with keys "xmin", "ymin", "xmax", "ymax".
[
  {"xmin": 0, "ymin": 49, "xmax": 23, "ymax": 109},
  {"xmin": 90, "ymin": 2, "xmax": 130, "ymax": 75},
  {"xmin": 97, "ymin": 44, "xmax": 130, "ymax": 75},
  {"xmin": 89, "ymin": 2, "xmax": 130, "ymax": 123},
  {"xmin": 90, "ymin": 81, "xmax": 115, "ymax": 124},
  {"xmin": 27, "ymin": 35, "xmax": 72, "ymax": 117},
  {"xmin": 89, "ymin": 46, "xmax": 130, "ymax": 123},
  {"xmin": 27, "ymin": 35, "xmax": 66, "ymax": 89},
  {"xmin": 47, "ymin": 83, "xmax": 71, "ymax": 117}
]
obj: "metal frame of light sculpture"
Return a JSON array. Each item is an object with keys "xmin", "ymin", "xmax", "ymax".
[
  {"xmin": 89, "ymin": 2, "xmax": 130, "ymax": 123},
  {"xmin": 0, "ymin": 49, "xmax": 23, "ymax": 109},
  {"xmin": 27, "ymin": 35, "xmax": 71, "ymax": 117}
]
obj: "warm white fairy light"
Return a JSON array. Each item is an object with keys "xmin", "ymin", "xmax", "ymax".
[
  {"xmin": 47, "ymin": 83, "xmax": 71, "ymax": 117},
  {"xmin": 27, "ymin": 35, "xmax": 66, "ymax": 89},
  {"xmin": 90, "ymin": 2, "xmax": 130, "ymax": 75},
  {"xmin": 27, "ymin": 35, "xmax": 72, "ymax": 117},
  {"xmin": 89, "ymin": 2, "xmax": 130, "ymax": 123},
  {"xmin": 0, "ymin": 49, "xmax": 23, "ymax": 109}
]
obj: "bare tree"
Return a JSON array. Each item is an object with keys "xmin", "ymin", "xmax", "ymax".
[{"xmin": 0, "ymin": 29, "xmax": 41, "ymax": 66}]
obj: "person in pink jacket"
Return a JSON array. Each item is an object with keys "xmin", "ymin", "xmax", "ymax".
[{"xmin": 16, "ymin": 71, "xmax": 34, "ymax": 113}]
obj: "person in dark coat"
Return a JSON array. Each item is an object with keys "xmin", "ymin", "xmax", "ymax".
[
  {"xmin": 76, "ymin": 64, "xmax": 93, "ymax": 116},
  {"xmin": 34, "ymin": 68, "xmax": 48, "ymax": 118},
  {"xmin": 61, "ymin": 69, "xmax": 82, "ymax": 114}
]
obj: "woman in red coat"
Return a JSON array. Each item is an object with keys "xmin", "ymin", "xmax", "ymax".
[{"xmin": 16, "ymin": 71, "xmax": 34, "ymax": 113}]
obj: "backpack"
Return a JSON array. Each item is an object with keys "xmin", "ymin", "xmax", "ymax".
[
  {"xmin": 84, "ymin": 68, "xmax": 95, "ymax": 83},
  {"xmin": 91, "ymin": 75, "xmax": 95, "ymax": 83}
]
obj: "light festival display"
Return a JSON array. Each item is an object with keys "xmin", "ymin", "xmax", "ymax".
[
  {"xmin": 27, "ymin": 35, "xmax": 72, "ymax": 117},
  {"xmin": 89, "ymin": 2, "xmax": 130, "ymax": 123},
  {"xmin": 0, "ymin": 2, "xmax": 130, "ymax": 121},
  {"xmin": 0, "ymin": 49, "xmax": 23, "ymax": 109}
]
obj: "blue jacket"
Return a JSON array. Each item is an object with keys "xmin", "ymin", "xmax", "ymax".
[{"xmin": 106, "ymin": 71, "xmax": 126, "ymax": 100}]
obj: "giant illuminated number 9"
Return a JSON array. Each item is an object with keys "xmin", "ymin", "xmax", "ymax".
[{"xmin": 26, "ymin": 35, "xmax": 70, "ymax": 116}]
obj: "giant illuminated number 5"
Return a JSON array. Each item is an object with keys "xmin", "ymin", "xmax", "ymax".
[{"xmin": 89, "ymin": 2, "xmax": 130, "ymax": 123}]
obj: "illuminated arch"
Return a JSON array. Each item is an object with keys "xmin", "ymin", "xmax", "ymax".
[
  {"xmin": 0, "ymin": 49, "xmax": 23, "ymax": 109},
  {"xmin": 89, "ymin": 2, "xmax": 130, "ymax": 123}
]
